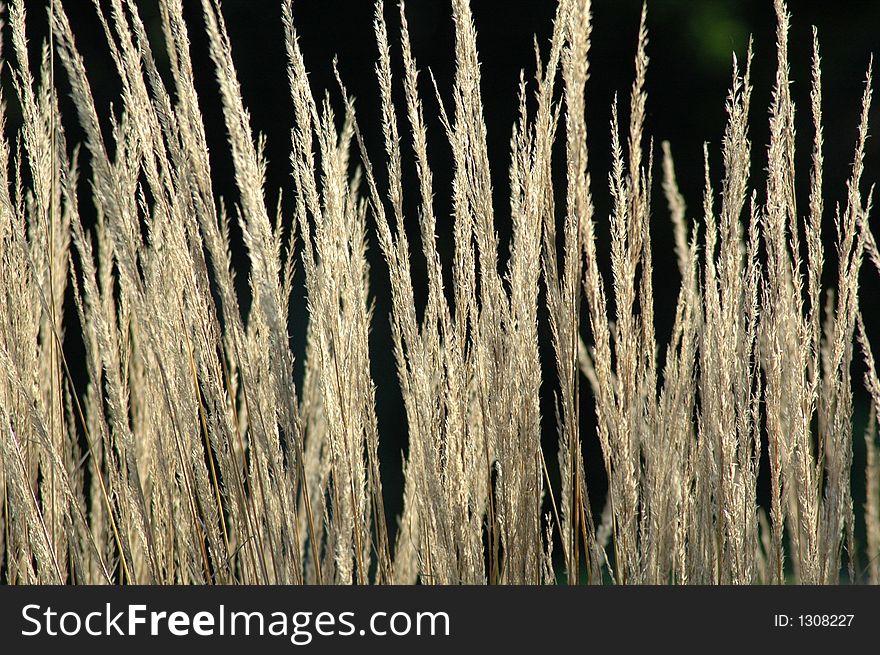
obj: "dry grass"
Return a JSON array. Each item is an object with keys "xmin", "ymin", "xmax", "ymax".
[{"xmin": 0, "ymin": 0, "xmax": 877, "ymax": 584}]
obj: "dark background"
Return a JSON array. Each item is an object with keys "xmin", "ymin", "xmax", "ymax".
[{"xmin": 5, "ymin": 0, "xmax": 879, "ymax": 578}]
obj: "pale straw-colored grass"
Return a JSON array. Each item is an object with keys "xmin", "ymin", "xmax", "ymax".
[{"xmin": 0, "ymin": 0, "xmax": 877, "ymax": 584}]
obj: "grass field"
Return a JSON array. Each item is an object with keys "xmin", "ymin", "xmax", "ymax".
[{"xmin": 0, "ymin": 0, "xmax": 878, "ymax": 585}]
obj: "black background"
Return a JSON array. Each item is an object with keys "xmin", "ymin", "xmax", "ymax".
[{"xmin": 2, "ymin": 585, "xmax": 879, "ymax": 650}]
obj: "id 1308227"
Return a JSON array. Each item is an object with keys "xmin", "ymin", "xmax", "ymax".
[{"xmin": 773, "ymin": 614, "xmax": 855, "ymax": 627}]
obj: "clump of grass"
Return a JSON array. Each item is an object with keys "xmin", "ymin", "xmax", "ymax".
[{"xmin": 0, "ymin": 0, "xmax": 877, "ymax": 584}]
